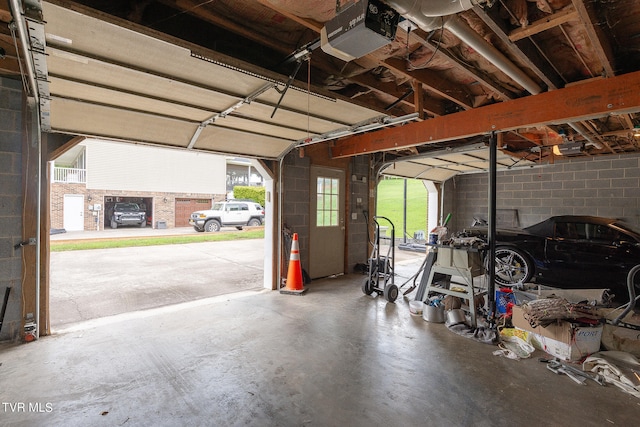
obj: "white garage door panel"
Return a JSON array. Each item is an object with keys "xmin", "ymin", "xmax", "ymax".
[
  {"xmin": 50, "ymin": 98, "xmax": 197, "ymax": 146},
  {"xmin": 46, "ymin": 50, "xmax": 245, "ymax": 114},
  {"xmin": 238, "ymin": 103, "xmax": 349, "ymax": 135},
  {"xmin": 49, "ymin": 77, "xmax": 214, "ymax": 122},
  {"xmin": 40, "ymin": 2, "xmax": 386, "ymax": 159},
  {"xmin": 43, "ymin": 3, "xmax": 263, "ymax": 95},
  {"xmin": 258, "ymin": 90, "xmax": 380, "ymax": 125},
  {"xmin": 215, "ymin": 116, "xmax": 309, "ymax": 141},
  {"xmin": 196, "ymin": 127, "xmax": 292, "ymax": 158}
]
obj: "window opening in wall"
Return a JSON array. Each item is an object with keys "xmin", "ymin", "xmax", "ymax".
[{"xmin": 316, "ymin": 176, "xmax": 339, "ymax": 227}]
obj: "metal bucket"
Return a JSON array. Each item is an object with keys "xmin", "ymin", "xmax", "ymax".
[
  {"xmin": 446, "ymin": 308, "xmax": 467, "ymax": 326},
  {"xmin": 423, "ymin": 305, "xmax": 445, "ymax": 323}
]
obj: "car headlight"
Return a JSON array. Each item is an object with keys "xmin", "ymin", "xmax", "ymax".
[{"xmin": 198, "ymin": 214, "xmax": 206, "ymax": 219}]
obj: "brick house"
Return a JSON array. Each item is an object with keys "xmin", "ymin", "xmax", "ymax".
[{"xmin": 50, "ymin": 138, "xmax": 263, "ymax": 231}]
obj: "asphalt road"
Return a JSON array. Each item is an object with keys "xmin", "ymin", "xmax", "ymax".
[{"xmin": 50, "ymin": 238, "xmax": 265, "ymax": 330}]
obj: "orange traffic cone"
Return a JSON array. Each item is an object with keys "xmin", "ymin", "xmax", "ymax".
[{"xmin": 280, "ymin": 233, "xmax": 307, "ymax": 295}]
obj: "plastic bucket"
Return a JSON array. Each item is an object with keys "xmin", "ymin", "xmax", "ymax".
[{"xmin": 409, "ymin": 300, "xmax": 424, "ymax": 316}]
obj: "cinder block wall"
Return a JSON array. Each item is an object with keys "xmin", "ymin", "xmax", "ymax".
[
  {"xmin": 445, "ymin": 154, "xmax": 640, "ymax": 232},
  {"xmin": 0, "ymin": 76, "xmax": 23, "ymax": 342},
  {"xmin": 347, "ymin": 156, "xmax": 370, "ymax": 272},
  {"xmin": 283, "ymin": 153, "xmax": 311, "ymax": 273}
]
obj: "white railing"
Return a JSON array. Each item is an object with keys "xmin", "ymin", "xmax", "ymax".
[{"xmin": 53, "ymin": 167, "xmax": 86, "ymax": 183}]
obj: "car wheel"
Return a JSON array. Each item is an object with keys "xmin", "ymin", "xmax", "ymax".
[
  {"xmin": 248, "ymin": 218, "xmax": 261, "ymax": 227},
  {"xmin": 194, "ymin": 226, "xmax": 204, "ymax": 232},
  {"xmin": 204, "ymin": 219, "xmax": 221, "ymax": 232},
  {"xmin": 110, "ymin": 219, "xmax": 117, "ymax": 229},
  {"xmin": 493, "ymin": 247, "xmax": 533, "ymax": 287}
]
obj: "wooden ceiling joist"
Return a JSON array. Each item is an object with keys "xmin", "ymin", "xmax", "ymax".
[
  {"xmin": 571, "ymin": 0, "xmax": 615, "ymax": 78},
  {"xmin": 472, "ymin": 5, "xmax": 562, "ymax": 91},
  {"xmin": 509, "ymin": 6, "xmax": 579, "ymax": 42},
  {"xmin": 331, "ymin": 70, "xmax": 640, "ymax": 158}
]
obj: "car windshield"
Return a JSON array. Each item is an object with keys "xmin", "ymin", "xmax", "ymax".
[
  {"xmin": 116, "ymin": 203, "xmax": 140, "ymax": 212},
  {"xmin": 611, "ymin": 221, "xmax": 640, "ymax": 242}
]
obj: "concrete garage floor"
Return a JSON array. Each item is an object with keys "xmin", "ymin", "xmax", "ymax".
[{"xmin": 2, "ymin": 273, "xmax": 639, "ymax": 426}]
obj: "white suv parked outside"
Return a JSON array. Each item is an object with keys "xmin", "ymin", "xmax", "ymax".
[{"xmin": 189, "ymin": 200, "xmax": 264, "ymax": 232}]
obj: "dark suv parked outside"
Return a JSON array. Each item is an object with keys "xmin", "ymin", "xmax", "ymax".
[{"xmin": 110, "ymin": 202, "xmax": 146, "ymax": 229}]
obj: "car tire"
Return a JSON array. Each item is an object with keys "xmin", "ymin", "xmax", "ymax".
[
  {"xmin": 110, "ymin": 219, "xmax": 118, "ymax": 229},
  {"xmin": 248, "ymin": 218, "xmax": 261, "ymax": 227},
  {"xmin": 493, "ymin": 246, "xmax": 533, "ymax": 287},
  {"xmin": 204, "ymin": 219, "xmax": 221, "ymax": 232}
]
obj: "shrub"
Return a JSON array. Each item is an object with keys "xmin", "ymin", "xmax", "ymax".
[{"xmin": 233, "ymin": 186, "xmax": 266, "ymax": 206}]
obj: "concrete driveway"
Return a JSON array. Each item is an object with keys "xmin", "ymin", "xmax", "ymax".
[{"xmin": 50, "ymin": 237, "xmax": 265, "ymax": 330}]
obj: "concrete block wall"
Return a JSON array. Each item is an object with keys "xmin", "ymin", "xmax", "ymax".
[
  {"xmin": 0, "ymin": 76, "xmax": 23, "ymax": 342},
  {"xmin": 347, "ymin": 156, "xmax": 370, "ymax": 273},
  {"xmin": 283, "ymin": 153, "xmax": 311, "ymax": 273},
  {"xmin": 446, "ymin": 153, "xmax": 640, "ymax": 232}
]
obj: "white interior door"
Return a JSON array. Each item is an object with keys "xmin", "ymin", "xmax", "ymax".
[
  {"xmin": 63, "ymin": 194, "xmax": 84, "ymax": 231},
  {"xmin": 309, "ymin": 167, "xmax": 345, "ymax": 279}
]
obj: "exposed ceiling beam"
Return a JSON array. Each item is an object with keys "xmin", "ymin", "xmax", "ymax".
[
  {"xmin": 509, "ymin": 6, "xmax": 579, "ymax": 42},
  {"xmin": 401, "ymin": 28, "xmax": 515, "ymax": 101},
  {"xmin": 571, "ymin": 0, "xmax": 615, "ymax": 77},
  {"xmin": 256, "ymin": 0, "xmax": 519, "ymax": 117},
  {"xmin": 331, "ymin": 71, "xmax": 640, "ymax": 158},
  {"xmin": 349, "ymin": 73, "xmax": 444, "ymax": 117},
  {"xmin": 156, "ymin": 0, "xmax": 297, "ymax": 55},
  {"xmin": 473, "ymin": 5, "xmax": 561, "ymax": 90},
  {"xmin": 255, "ymin": 0, "xmax": 323, "ymax": 32},
  {"xmin": 384, "ymin": 57, "xmax": 473, "ymax": 110}
]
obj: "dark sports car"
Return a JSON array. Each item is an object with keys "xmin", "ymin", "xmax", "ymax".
[{"xmin": 465, "ymin": 216, "xmax": 640, "ymax": 300}]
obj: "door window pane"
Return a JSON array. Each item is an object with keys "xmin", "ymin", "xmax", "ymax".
[{"xmin": 316, "ymin": 176, "xmax": 339, "ymax": 227}]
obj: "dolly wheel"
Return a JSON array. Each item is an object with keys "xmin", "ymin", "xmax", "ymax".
[
  {"xmin": 384, "ymin": 284, "xmax": 399, "ymax": 303},
  {"xmin": 362, "ymin": 280, "xmax": 374, "ymax": 295}
]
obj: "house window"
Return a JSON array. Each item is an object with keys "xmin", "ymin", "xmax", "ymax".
[{"xmin": 316, "ymin": 177, "xmax": 339, "ymax": 227}]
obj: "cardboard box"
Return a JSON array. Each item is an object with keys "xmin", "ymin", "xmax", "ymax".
[{"xmin": 511, "ymin": 305, "xmax": 603, "ymax": 361}]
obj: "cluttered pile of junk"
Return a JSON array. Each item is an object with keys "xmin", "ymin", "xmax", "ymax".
[{"xmin": 399, "ymin": 227, "xmax": 640, "ymax": 400}]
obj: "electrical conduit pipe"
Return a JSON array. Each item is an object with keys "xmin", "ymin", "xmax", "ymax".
[{"xmin": 383, "ymin": 0, "xmax": 541, "ymax": 95}]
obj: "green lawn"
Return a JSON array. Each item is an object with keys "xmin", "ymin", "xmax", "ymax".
[
  {"xmin": 376, "ymin": 178, "xmax": 428, "ymax": 239},
  {"xmin": 50, "ymin": 229, "xmax": 265, "ymax": 251}
]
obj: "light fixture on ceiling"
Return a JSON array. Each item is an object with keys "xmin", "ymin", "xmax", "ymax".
[
  {"xmin": 552, "ymin": 141, "xmax": 583, "ymax": 156},
  {"xmin": 633, "ymin": 125, "xmax": 640, "ymax": 138}
]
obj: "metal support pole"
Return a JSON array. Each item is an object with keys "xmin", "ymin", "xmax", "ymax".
[
  {"xmin": 403, "ymin": 179, "xmax": 407, "ymax": 244},
  {"xmin": 487, "ymin": 131, "xmax": 497, "ymax": 325}
]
